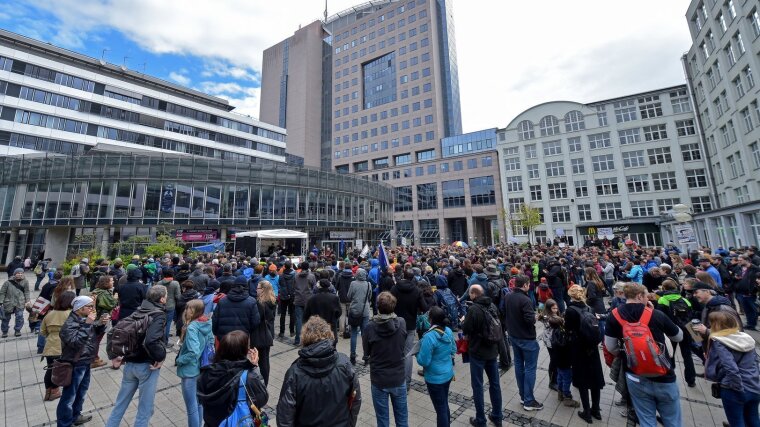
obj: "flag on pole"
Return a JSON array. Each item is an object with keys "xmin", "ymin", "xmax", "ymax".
[
  {"xmin": 377, "ymin": 241, "xmax": 389, "ymax": 271},
  {"xmin": 360, "ymin": 244, "xmax": 370, "ymax": 258}
]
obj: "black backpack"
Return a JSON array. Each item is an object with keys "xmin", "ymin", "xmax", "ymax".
[
  {"xmin": 668, "ymin": 297, "xmax": 692, "ymax": 326},
  {"xmin": 476, "ymin": 303, "xmax": 503, "ymax": 343},
  {"xmin": 109, "ymin": 310, "xmax": 161, "ymax": 358},
  {"xmin": 569, "ymin": 305, "xmax": 601, "ymax": 345},
  {"xmin": 487, "ymin": 279, "xmax": 505, "ymax": 305}
]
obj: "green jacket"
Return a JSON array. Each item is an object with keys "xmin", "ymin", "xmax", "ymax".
[
  {"xmin": 0, "ymin": 278, "xmax": 30, "ymax": 310},
  {"xmin": 657, "ymin": 292, "xmax": 691, "ymax": 308}
]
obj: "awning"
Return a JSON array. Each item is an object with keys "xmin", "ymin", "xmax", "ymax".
[{"xmin": 234, "ymin": 229, "xmax": 308, "ymax": 239}]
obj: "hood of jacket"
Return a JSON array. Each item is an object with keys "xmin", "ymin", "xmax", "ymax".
[
  {"xmin": 295, "ymin": 339, "xmax": 338, "ymax": 378},
  {"xmin": 355, "ymin": 269, "xmax": 368, "ymax": 281},
  {"xmin": 340, "ymin": 269, "xmax": 353, "ymax": 279},
  {"xmin": 226, "ymin": 286, "xmax": 250, "ymax": 302},
  {"xmin": 658, "ymin": 291, "xmax": 690, "ymax": 306},
  {"xmin": 137, "ymin": 298, "xmax": 165, "ymax": 313},
  {"xmin": 395, "ymin": 279, "xmax": 416, "ymax": 293},
  {"xmin": 281, "ymin": 270, "xmax": 296, "ymax": 280},
  {"xmin": 197, "ymin": 359, "xmax": 253, "ymax": 405},
  {"xmin": 372, "ymin": 313, "xmax": 400, "ymax": 336},
  {"xmin": 712, "ymin": 331, "xmax": 756, "ymax": 352},
  {"xmin": 192, "ymin": 317, "xmax": 213, "ymax": 335},
  {"xmin": 371, "ymin": 259, "xmax": 379, "ymax": 267},
  {"xmin": 473, "ymin": 272, "xmax": 488, "ymax": 283},
  {"xmin": 297, "ymin": 269, "xmax": 311, "ymax": 278},
  {"xmin": 451, "ymin": 268, "xmax": 465, "ymax": 278},
  {"xmin": 192, "ymin": 269, "xmax": 204, "ymax": 277},
  {"xmin": 435, "ymin": 275, "xmax": 448, "ymax": 289},
  {"xmin": 707, "ymin": 295, "xmax": 733, "ymax": 309}
]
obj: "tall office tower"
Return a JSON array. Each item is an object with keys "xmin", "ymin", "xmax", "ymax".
[
  {"xmin": 683, "ymin": 0, "xmax": 760, "ymax": 248},
  {"xmin": 263, "ymin": 0, "xmax": 503, "ymax": 246}
]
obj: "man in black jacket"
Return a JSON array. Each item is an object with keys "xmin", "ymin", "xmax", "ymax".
[
  {"xmin": 462, "ymin": 284, "xmax": 504, "ymax": 426},
  {"xmin": 213, "ymin": 277, "xmax": 260, "ymax": 340},
  {"xmin": 362, "ymin": 291, "xmax": 408, "ymax": 427},
  {"xmin": 278, "ymin": 261, "xmax": 297, "ymax": 338},
  {"xmin": 105, "ymin": 285, "xmax": 168, "ymax": 427},
  {"xmin": 334, "ymin": 262, "xmax": 355, "ymax": 338},
  {"xmin": 304, "ymin": 273, "xmax": 342, "ymax": 347},
  {"xmin": 391, "ymin": 268, "xmax": 428, "ymax": 390},
  {"xmin": 544, "ymin": 258, "xmax": 566, "ymax": 312},
  {"xmin": 733, "ymin": 254, "xmax": 759, "ymax": 330},
  {"xmin": 502, "ymin": 275, "xmax": 543, "ymax": 412}
]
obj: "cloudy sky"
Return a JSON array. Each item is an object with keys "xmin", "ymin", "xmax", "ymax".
[{"xmin": 1, "ymin": 0, "xmax": 693, "ymax": 132}]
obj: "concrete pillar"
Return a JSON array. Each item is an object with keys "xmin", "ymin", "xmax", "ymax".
[
  {"xmin": 466, "ymin": 216, "xmax": 475, "ymax": 246},
  {"xmin": 100, "ymin": 226, "xmax": 110, "ymax": 258},
  {"xmin": 220, "ymin": 228, "xmax": 227, "ymax": 243},
  {"xmin": 44, "ymin": 227, "xmax": 70, "ymax": 269},
  {"xmin": 5, "ymin": 228, "xmax": 18, "ymax": 265}
]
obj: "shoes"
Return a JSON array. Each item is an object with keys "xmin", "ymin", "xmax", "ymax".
[
  {"xmin": 562, "ymin": 394, "xmax": 580, "ymax": 407},
  {"xmin": 44, "ymin": 387, "xmax": 61, "ymax": 401},
  {"xmin": 614, "ymin": 398, "xmax": 626, "ymax": 406},
  {"xmin": 362, "ymin": 354, "xmax": 370, "ymax": 363},
  {"xmin": 591, "ymin": 409, "xmax": 602, "ymax": 420},
  {"xmin": 350, "ymin": 355, "xmax": 356, "ymax": 365},
  {"xmin": 488, "ymin": 414, "xmax": 503, "ymax": 426},
  {"xmin": 290, "ymin": 331, "xmax": 295, "ymax": 337},
  {"xmin": 418, "ymin": 368, "xmax": 425, "ymax": 376},
  {"xmin": 293, "ymin": 340, "xmax": 300, "ymax": 346},
  {"xmin": 342, "ymin": 331, "xmax": 350, "ymax": 339},
  {"xmin": 73, "ymin": 414, "xmax": 92, "ymax": 425},
  {"xmin": 1, "ymin": 333, "xmax": 7, "ymax": 338},
  {"xmin": 523, "ymin": 400, "xmax": 543, "ymax": 411},
  {"xmin": 695, "ymin": 372, "xmax": 705, "ymax": 378},
  {"xmin": 499, "ymin": 363, "xmax": 512, "ymax": 372},
  {"xmin": 278, "ymin": 333, "xmax": 285, "ymax": 338},
  {"xmin": 548, "ymin": 382, "xmax": 558, "ymax": 391},
  {"xmin": 14, "ymin": 331, "xmax": 21, "ymax": 337},
  {"xmin": 469, "ymin": 417, "xmax": 482, "ymax": 427},
  {"xmin": 687, "ymin": 382, "xmax": 696, "ymax": 388},
  {"xmin": 619, "ymin": 408, "xmax": 628, "ymax": 418},
  {"xmin": 577, "ymin": 410, "xmax": 593, "ymax": 423},
  {"xmin": 90, "ymin": 358, "xmax": 106, "ymax": 369}
]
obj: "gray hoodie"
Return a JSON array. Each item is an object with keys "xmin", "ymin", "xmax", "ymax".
[{"xmin": 347, "ymin": 269, "xmax": 372, "ymax": 318}]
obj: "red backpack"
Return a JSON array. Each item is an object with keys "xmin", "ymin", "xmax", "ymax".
[{"xmin": 611, "ymin": 306, "xmax": 670, "ymax": 377}]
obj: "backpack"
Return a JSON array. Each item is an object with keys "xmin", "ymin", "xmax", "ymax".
[
  {"xmin": 487, "ymin": 279, "xmax": 505, "ymax": 305},
  {"xmin": 668, "ymin": 297, "xmax": 691, "ymax": 326},
  {"xmin": 611, "ymin": 306, "xmax": 671, "ymax": 377},
  {"xmin": 200, "ymin": 336, "xmax": 216, "ymax": 368},
  {"xmin": 109, "ymin": 310, "xmax": 161, "ymax": 358},
  {"xmin": 437, "ymin": 288, "xmax": 461, "ymax": 329},
  {"xmin": 219, "ymin": 371, "xmax": 262, "ymax": 427},
  {"xmin": 92, "ymin": 289, "xmax": 117, "ymax": 314},
  {"xmin": 497, "ymin": 286, "xmax": 512, "ymax": 315},
  {"xmin": 569, "ymin": 305, "xmax": 601, "ymax": 345},
  {"xmin": 476, "ymin": 303, "xmax": 503, "ymax": 343},
  {"xmin": 550, "ymin": 327, "xmax": 569, "ymax": 348},
  {"xmin": 34, "ymin": 263, "xmax": 43, "ymax": 276},
  {"xmin": 71, "ymin": 263, "xmax": 81, "ymax": 278}
]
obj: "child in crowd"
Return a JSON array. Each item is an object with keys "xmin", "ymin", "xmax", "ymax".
[
  {"xmin": 538, "ymin": 299, "xmax": 579, "ymax": 407},
  {"xmin": 537, "ymin": 278, "xmax": 553, "ymax": 311}
]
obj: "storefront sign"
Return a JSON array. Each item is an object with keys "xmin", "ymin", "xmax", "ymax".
[
  {"xmin": 330, "ymin": 231, "xmax": 355, "ymax": 239},
  {"xmin": 176, "ymin": 230, "xmax": 218, "ymax": 242},
  {"xmin": 579, "ymin": 223, "xmax": 658, "ymax": 236}
]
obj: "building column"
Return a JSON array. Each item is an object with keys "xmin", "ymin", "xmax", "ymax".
[
  {"xmin": 466, "ymin": 216, "xmax": 475, "ymax": 246},
  {"xmin": 100, "ymin": 226, "xmax": 110, "ymax": 258},
  {"xmin": 44, "ymin": 227, "xmax": 70, "ymax": 268},
  {"xmin": 220, "ymin": 228, "xmax": 227, "ymax": 243},
  {"xmin": 5, "ymin": 228, "xmax": 18, "ymax": 265}
]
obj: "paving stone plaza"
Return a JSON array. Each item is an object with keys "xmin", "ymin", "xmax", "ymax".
[{"xmin": 0, "ymin": 272, "xmax": 746, "ymax": 427}]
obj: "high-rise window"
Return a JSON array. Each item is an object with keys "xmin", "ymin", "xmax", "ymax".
[
  {"xmin": 656, "ymin": 198, "xmax": 680, "ymax": 213},
  {"xmin": 652, "ymin": 172, "xmax": 677, "ymax": 190},
  {"xmin": 614, "ymin": 100, "xmax": 637, "ymax": 122},
  {"xmin": 363, "ymin": 52, "xmax": 397, "ymax": 109},
  {"xmin": 545, "ymin": 161, "xmax": 565, "ymax": 177},
  {"xmin": 618, "ymin": 128, "xmax": 641, "ymax": 145},
  {"xmin": 548, "ymin": 183, "xmax": 568, "ymax": 199},
  {"xmin": 469, "ymin": 176, "xmax": 496, "ymax": 206},
  {"xmin": 648, "ymin": 147, "xmax": 672, "ymax": 164},
  {"xmin": 529, "ymin": 185, "xmax": 542, "ymax": 201},
  {"xmin": 638, "ymin": 95, "xmax": 663, "ymax": 119},
  {"xmin": 670, "ymin": 89, "xmax": 691, "ymax": 113},
  {"xmin": 543, "ymin": 140, "xmax": 562, "ymax": 156},
  {"xmin": 591, "ymin": 154, "xmax": 614, "ymax": 172},
  {"xmin": 687, "ymin": 169, "xmax": 708, "ymax": 188},
  {"xmin": 643, "ymin": 124, "xmax": 668, "ymax": 141},
  {"xmin": 442, "ymin": 180, "xmax": 465, "ymax": 207},
  {"xmin": 588, "ymin": 132, "xmax": 611, "ymax": 149},
  {"xmin": 504, "ymin": 157, "xmax": 521, "ymax": 171},
  {"xmin": 622, "ymin": 150, "xmax": 645, "ymax": 168},
  {"xmin": 595, "ymin": 177, "xmax": 619, "ymax": 195},
  {"xmin": 539, "ymin": 116, "xmax": 560, "ymax": 136},
  {"xmin": 630, "ymin": 200, "xmax": 655, "ymax": 217},
  {"xmin": 417, "ymin": 183, "xmax": 437, "ymax": 210},
  {"xmin": 626, "ymin": 174, "xmax": 650, "ymax": 193},
  {"xmin": 571, "ymin": 158, "xmax": 585, "ymax": 174},
  {"xmin": 691, "ymin": 196, "xmax": 712, "ymax": 213},
  {"xmin": 394, "ymin": 186, "xmax": 413, "ymax": 211},
  {"xmin": 577, "ymin": 204, "xmax": 592, "ymax": 221},
  {"xmin": 567, "ymin": 137, "xmax": 582, "ymax": 152},
  {"xmin": 574, "ymin": 180, "xmax": 589, "ymax": 197},
  {"xmin": 675, "ymin": 119, "xmax": 696, "ymax": 136},
  {"xmin": 564, "ymin": 110, "xmax": 585, "ymax": 132},
  {"xmin": 599, "ymin": 202, "xmax": 623, "ymax": 220},
  {"xmin": 505, "ymin": 176, "xmax": 523, "ymax": 192},
  {"xmin": 518, "ymin": 120, "xmax": 535, "ymax": 140},
  {"xmin": 681, "ymin": 143, "xmax": 702, "ymax": 161},
  {"xmin": 551, "ymin": 206, "xmax": 571, "ymax": 222},
  {"xmin": 527, "ymin": 164, "xmax": 540, "ymax": 179},
  {"xmin": 524, "ymin": 144, "xmax": 537, "ymax": 159}
]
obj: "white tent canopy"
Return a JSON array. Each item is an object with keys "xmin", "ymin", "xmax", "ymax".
[{"xmin": 235, "ymin": 229, "xmax": 308, "ymax": 239}]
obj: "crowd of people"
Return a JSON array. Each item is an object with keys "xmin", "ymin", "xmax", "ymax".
[{"xmin": 2, "ymin": 239, "xmax": 760, "ymax": 427}]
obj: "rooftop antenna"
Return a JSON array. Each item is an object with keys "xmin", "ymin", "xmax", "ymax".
[
  {"xmin": 324, "ymin": 0, "xmax": 328, "ymax": 21},
  {"xmin": 99, "ymin": 48, "xmax": 109, "ymax": 65},
  {"xmin": 139, "ymin": 62, "xmax": 147, "ymax": 74},
  {"xmin": 121, "ymin": 56, "xmax": 129, "ymax": 72}
]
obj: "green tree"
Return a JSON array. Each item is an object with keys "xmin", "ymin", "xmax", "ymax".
[
  {"xmin": 142, "ymin": 234, "xmax": 185, "ymax": 257},
  {"xmin": 517, "ymin": 203, "xmax": 543, "ymax": 243}
]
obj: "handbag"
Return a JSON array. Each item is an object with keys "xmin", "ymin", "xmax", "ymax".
[
  {"xmin": 348, "ymin": 282, "xmax": 371, "ymax": 328},
  {"xmin": 711, "ymin": 383, "xmax": 722, "ymax": 399},
  {"xmin": 110, "ymin": 305, "xmax": 121, "ymax": 322},
  {"xmin": 32, "ymin": 296, "xmax": 51, "ymax": 316},
  {"xmin": 50, "ymin": 359, "xmax": 74, "ymax": 387}
]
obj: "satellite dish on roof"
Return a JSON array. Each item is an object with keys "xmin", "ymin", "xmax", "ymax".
[
  {"xmin": 99, "ymin": 59, "xmax": 105, "ymax": 66},
  {"xmin": 120, "ymin": 65, "xmax": 127, "ymax": 72}
]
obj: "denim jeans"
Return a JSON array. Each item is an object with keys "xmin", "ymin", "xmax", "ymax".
[
  {"xmin": 350, "ymin": 315, "xmax": 368, "ymax": 358},
  {"xmin": 550, "ymin": 287, "xmax": 566, "ymax": 313},
  {"xmin": 625, "ymin": 373, "xmax": 681, "ymax": 427},
  {"xmin": 469, "ymin": 355, "xmax": 502, "ymax": 426},
  {"xmin": 403, "ymin": 331, "xmax": 415, "ymax": 388},
  {"xmin": 721, "ymin": 387, "xmax": 760, "ymax": 427},
  {"xmin": 164, "ymin": 309, "xmax": 175, "ymax": 343},
  {"xmin": 557, "ymin": 368, "xmax": 572, "ymax": 395},
  {"xmin": 1, "ymin": 307, "xmax": 24, "ymax": 334},
  {"xmin": 181, "ymin": 375, "xmax": 203, "ymax": 427},
  {"xmin": 294, "ymin": 305, "xmax": 304, "ymax": 345},
  {"xmin": 426, "ymin": 380, "xmax": 451, "ymax": 427},
  {"xmin": 371, "ymin": 383, "xmax": 409, "ymax": 427},
  {"xmin": 279, "ymin": 298, "xmax": 294, "ymax": 335},
  {"xmin": 511, "ymin": 337, "xmax": 539, "ymax": 403},
  {"xmin": 105, "ymin": 362, "xmax": 161, "ymax": 427},
  {"xmin": 737, "ymin": 294, "xmax": 758, "ymax": 329},
  {"xmin": 56, "ymin": 364, "xmax": 91, "ymax": 427},
  {"xmin": 34, "ymin": 275, "xmax": 44, "ymax": 291}
]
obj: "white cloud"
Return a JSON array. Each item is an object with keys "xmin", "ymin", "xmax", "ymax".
[
  {"xmin": 168, "ymin": 71, "xmax": 190, "ymax": 86},
  {"xmin": 16, "ymin": 0, "xmax": 693, "ymax": 132}
]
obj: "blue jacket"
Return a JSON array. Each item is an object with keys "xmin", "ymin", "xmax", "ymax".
[
  {"xmin": 176, "ymin": 318, "xmax": 213, "ymax": 378},
  {"xmin": 706, "ymin": 266, "xmax": 723, "ymax": 288},
  {"xmin": 706, "ymin": 332, "xmax": 760, "ymax": 395},
  {"xmin": 368, "ymin": 259, "xmax": 381, "ymax": 286},
  {"xmin": 626, "ymin": 265, "xmax": 644, "ymax": 284},
  {"xmin": 415, "ymin": 326, "xmax": 456, "ymax": 384},
  {"xmin": 265, "ymin": 273, "xmax": 280, "ymax": 297}
]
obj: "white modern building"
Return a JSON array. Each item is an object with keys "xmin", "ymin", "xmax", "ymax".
[
  {"xmin": 497, "ymin": 85, "xmax": 714, "ymax": 247},
  {"xmin": 680, "ymin": 0, "xmax": 760, "ymax": 248}
]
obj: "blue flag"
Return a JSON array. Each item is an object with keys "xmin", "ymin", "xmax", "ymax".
[{"xmin": 377, "ymin": 241, "xmax": 389, "ymax": 271}]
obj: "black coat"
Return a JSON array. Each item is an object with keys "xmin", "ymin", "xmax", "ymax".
[
  {"xmin": 545, "ymin": 262, "xmax": 564, "ymax": 290},
  {"xmin": 60, "ymin": 312, "xmax": 106, "ymax": 365},
  {"xmin": 461, "ymin": 296, "xmax": 500, "ymax": 360},
  {"xmin": 447, "ymin": 268, "xmax": 468, "ymax": 297},
  {"xmin": 124, "ymin": 300, "xmax": 167, "ymax": 364},
  {"xmin": 565, "ymin": 301, "xmax": 605, "ymax": 389},
  {"xmin": 197, "ymin": 360, "xmax": 268, "ymax": 427},
  {"xmin": 362, "ymin": 315, "xmax": 407, "ymax": 388},
  {"xmin": 502, "ymin": 288, "xmax": 536, "ymax": 340},
  {"xmin": 276, "ymin": 340, "xmax": 361, "ymax": 427},
  {"xmin": 212, "ymin": 286, "xmax": 260, "ymax": 338},
  {"xmin": 251, "ymin": 301, "xmax": 276, "ymax": 348},
  {"xmin": 304, "ymin": 288, "xmax": 342, "ymax": 326},
  {"xmin": 391, "ymin": 279, "xmax": 428, "ymax": 331}
]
